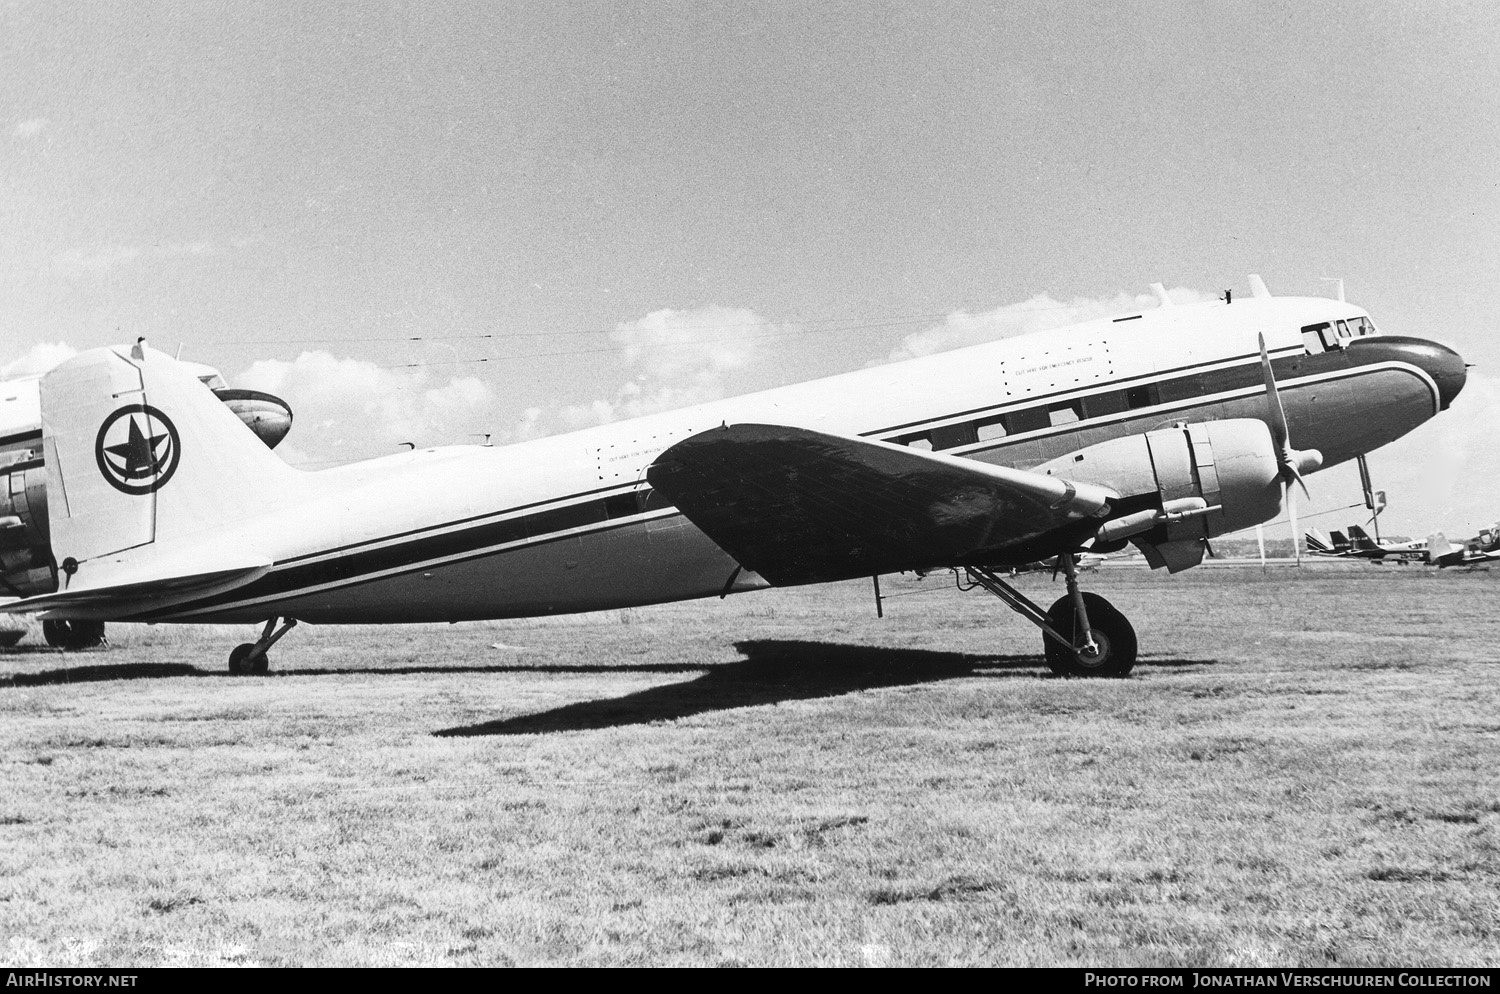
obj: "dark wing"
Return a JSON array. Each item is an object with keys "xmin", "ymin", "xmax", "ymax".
[{"xmin": 646, "ymin": 423, "xmax": 1114, "ymax": 585}]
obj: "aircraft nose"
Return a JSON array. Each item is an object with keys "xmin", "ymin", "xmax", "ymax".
[{"xmin": 1347, "ymin": 336, "xmax": 1467, "ymax": 410}]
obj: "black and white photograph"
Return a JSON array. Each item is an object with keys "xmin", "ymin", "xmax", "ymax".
[{"xmin": 2, "ymin": 1, "xmax": 1497, "ymax": 970}]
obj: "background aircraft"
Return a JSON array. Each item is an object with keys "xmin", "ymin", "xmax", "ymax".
[
  {"xmin": 1426, "ymin": 523, "xmax": 1500, "ymax": 567},
  {"xmin": 1, "ymin": 281, "xmax": 1468, "ymax": 679},
  {"xmin": 1304, "ymin": 525, "xmax": 1426, "ymax": 562},
  {"xmin": 0, "ymin": 364, "xmax": 293, "ymax": 649}
]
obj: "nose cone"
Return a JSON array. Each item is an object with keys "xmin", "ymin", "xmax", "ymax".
[{"xmin": 1347, "ymin": 336, "xmax": 1467, "ymax": 410}]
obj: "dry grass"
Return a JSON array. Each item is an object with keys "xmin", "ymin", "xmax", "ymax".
[{"xmin": 1, "ymin": 565, "xmax": 1497, "ymax": 966}]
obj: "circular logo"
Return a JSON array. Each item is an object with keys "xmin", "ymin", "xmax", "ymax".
[{"xmin": 94, "ymin": 404, "xmax": 181, "ymax": 495}]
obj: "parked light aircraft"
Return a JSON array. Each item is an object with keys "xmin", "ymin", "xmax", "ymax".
[
  {"xmin": 1305, "ymin": 525, "xmax": 1426, "ymax": 562},
  {"xmin": 1426, "ymin": 523, "xmax": 1500, "ymax": 567},
  {"xmin": 0, "ymin": 364, "xmax": 292, "ymax": 648},
  {"xmin": 2, "ymin": 278, "xmax": 1467, "ymax": 677}
]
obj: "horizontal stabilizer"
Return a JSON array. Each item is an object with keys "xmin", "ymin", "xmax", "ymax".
[
  {"xmin": 647, "ymin": 423, "xmax": 1114, "ymax": 585},
  {"xmin": 10, "ymin": 551, "xmax": 271, "ymax": 619}
]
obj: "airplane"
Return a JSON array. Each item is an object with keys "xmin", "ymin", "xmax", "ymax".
[
  {"xmin": 0, "ymin": 362, "xmax": 292, "ymax": 648},
  {"xmin": 1304, "ymin": 524, "xmax": 1426, "ymax": 562},
  {"xmin": 0, "ymin": 276, "xmax": 1467, "ymax": 678},
  {"xmin": 1008, "ymin": 552, "xmax": 1108, "ymax": 575},
  {"xmin": 1426, "ymin": 524, "xmax": 1500, "ymax": 567}
]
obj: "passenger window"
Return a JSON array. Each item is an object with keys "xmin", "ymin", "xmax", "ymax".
[
  {"xmin": 1047, "ymin": 400, "xmax": 1082, "ymax": 426},
  {"xmin": 603, "ymin": 493, "xmax": 640, "ymax": 519},
  {"xmin": 1084, "ymin": 391, "xmax": 1128, "ymax": 417},
  {"xmin": 1007, "ymin": 407, "xmax": 1049, "ymax": 434},
  {"xmin": 1125, "ymin": 385, "xmax": 1157, "ymax": 409},
  {"xmin": 929, "ymin": 423, "xmax": 977, "ymax": 450},
  {"xmin": 975, "ymin": 416, "xmax": 1008, "ymax": 442}
]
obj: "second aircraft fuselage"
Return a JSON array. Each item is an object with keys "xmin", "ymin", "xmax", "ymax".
[{"xmin": 136, "ymin": 294, "xmax": 1466, "ymax": 625}]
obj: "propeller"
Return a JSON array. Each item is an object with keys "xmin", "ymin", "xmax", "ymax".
[{"xmin": 1258, "ymin": 334, "xmax": 1324, "ymax": 562}]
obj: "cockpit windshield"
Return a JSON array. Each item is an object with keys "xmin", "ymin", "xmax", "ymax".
[{"xmin": 1301, "ymin": 315, "xmax": 1378, "ymax": 352}]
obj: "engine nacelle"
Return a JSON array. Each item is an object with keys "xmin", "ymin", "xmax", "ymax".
[
  {"xmin": 0, "ymin": 460, "xmax": 53, "ymax": 596},
  {"xmin": 211, "ymin": 388, "xmax": 294, "ymax": 449},
  {"xmin": 1036, "ymin": 419, "xmax": 1285, "ymax": 571}
]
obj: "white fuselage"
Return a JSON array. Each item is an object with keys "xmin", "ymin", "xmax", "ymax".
[{"xmin": 131, "ymin": 295, "xmax": 1446, "ymax": 624}]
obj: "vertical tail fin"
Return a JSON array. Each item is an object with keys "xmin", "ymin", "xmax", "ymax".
[
  {"xmin": 42, "ymin": 343, "xmax": 303, "ymax": 590},
  {"xmin": 1426, "ymin": 532, "xmax": 1461, "ymax": 566}
]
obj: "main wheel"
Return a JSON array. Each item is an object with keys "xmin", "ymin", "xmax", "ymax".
[
  {"xmin": 228, "ymin": 643, "xmax": 269, "ymax": 675},
  {"xmin": 42, "ymin": 619, "xmax": 107, "ymax": 650},
  {"xmin": 1042, "ymin": 592, "xmax": 1137, "ymax": 678}
]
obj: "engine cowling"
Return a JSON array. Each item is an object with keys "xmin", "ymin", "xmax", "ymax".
[
  {"xmin": 0, "ymin": 459, "xmax": 52, "ymax": 596},
  {"xmin": 211, "ymin": 388, "xmax": 294, "ymax": 449},
  {"xmin": 1036, "ymin": 419, "xmax": 1285, "ymax": 571}
]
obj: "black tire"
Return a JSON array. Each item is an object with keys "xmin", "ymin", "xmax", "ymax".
[
  {"xmin": 229, "ymin": 643, "xmax": 261, "ymax": 675},
  {"xmin": 42, "ymin": 619, "xmax": 107, "ymax": 650},
  {"xmin": 1042, "ymin": 592, "xmax": 1137, "ymax": 678}
]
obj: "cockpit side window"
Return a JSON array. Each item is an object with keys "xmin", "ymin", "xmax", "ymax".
[
  {"xmin": 1348, "ymin": 316, "xmax": 1377, "ymax": 336},
  {"xmin": 1301, "ymin": 322, "xmax": 1333, "ymax": 353}
]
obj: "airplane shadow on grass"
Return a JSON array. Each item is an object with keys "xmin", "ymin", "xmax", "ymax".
[
  {"xmin": 0, "ymin": 659, "xmax": 714, "ymax": 687},
  {"xmin": 3, "ymin": 642, "xmax": 1213, "ymax": 697},
  {"xmin": 437, "ymin": 639, "xmax": 1136, "ymax": 737}
]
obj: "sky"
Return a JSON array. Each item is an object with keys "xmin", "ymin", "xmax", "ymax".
[{"xmin": 3, "ymin": 1, "xmax": 1498, "ymax": 538}]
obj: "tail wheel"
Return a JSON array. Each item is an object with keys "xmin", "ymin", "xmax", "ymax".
[
  {"xmin": 1043, "ymin": 592, "xmax": 1137, "ymax": 678},
  {"xmin": 42, "ymin": 619, "xmax": 107, "ymax": 650}
]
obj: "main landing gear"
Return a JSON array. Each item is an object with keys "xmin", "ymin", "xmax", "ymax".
[
  {"xmin": 42, "ymin": 619, "xmax": 107, "ymax": 650},
  {"xmin": 228, "ymin": 617, "xmax": 298, "ymax": 676},
  {"xmin": 964, "ymin": 555, "xmax": 1137, "ymax": 678}
]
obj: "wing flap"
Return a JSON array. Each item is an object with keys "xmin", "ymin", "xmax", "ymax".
[{"xmin": 646, "ymin": 424, "xmax": 1113, "ymax": 585}]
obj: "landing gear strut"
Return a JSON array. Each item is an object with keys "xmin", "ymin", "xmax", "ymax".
[
  {"xmin": 42, "ymin": 619, "xmax": 107, "ymax": 650},
  {"xmin": 228, "ymin": 617, "xmax": 298, "ymax": 676},
  {"xmin": 965, "ymin": 555, "xmax": 1137, "ymax": 678}
]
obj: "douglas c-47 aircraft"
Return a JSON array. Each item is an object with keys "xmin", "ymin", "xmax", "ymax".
[{"xmin": 1, "ymin": 277, "xmax": 1467, "ymax": 677}]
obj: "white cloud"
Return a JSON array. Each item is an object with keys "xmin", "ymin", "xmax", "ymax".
[
  {"xmin": 561, "ymin": 305, "xmax": 772, "ymax": 426},
  {"xmin": 0, "ymin": 342, "xmax": 77, "ymax": 379},
  {"xmin": 12, "ymin": 118, "xmax": 48, "ymax": 138},
  {"xmin": 53, "ymin": 245, "xmax": 144, "ymax": 273},
  {"xmin": 53, "ymin": 240, "xmax": 222, "ymax": 273},
  {"xmin": 889, "ymin": 286, "xmax": 1214, "ymax": 361},
  {"xmin": 236, "ymin": 352, "xmax": 497, "ymax": 465}
]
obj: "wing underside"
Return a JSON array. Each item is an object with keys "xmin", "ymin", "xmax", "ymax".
[{"xmin": 646, "ymin": 423, "xmax": 1114, "ymax": 585}]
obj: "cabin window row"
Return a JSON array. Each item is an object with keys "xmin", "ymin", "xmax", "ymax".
[{"xmin": 892, "ymin": 384, "xmax": 1161, "ymax": 451}]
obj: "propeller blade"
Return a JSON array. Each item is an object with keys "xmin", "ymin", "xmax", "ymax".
[
  {"xmin": 1285, "ymin": 459, "xmax": 1312, "ymax": 500},
  {"xmin": 1258, "ymin": 332, "xmax": 1291, "ymax": 453},
  {"xmin": 1259, "ymin": 332, "xmax": 1318, "ymax": 497},
  {"xmin": 1287, "ymin": 480, "xmax": 1301, "ymax": 565}
]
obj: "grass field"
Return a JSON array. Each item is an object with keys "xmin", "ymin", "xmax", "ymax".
[{"xmin": 2, "ymin": 565, "xmax": 1497, "ymax": 967}]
